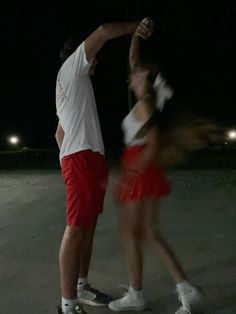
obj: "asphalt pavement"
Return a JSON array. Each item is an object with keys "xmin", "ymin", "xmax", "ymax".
[{"xmin": 0, "ymin": 168, "xmax": 235, "ymax": 314}]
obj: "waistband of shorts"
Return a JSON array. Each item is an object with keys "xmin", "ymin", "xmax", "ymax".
[{"xmin": 62, "ymin": 149, "xmax": 104, "ymax": 160}]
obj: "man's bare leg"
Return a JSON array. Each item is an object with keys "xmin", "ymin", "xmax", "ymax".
[
  {"xmin": 59, "ymin": 225, "xmax": 85, "ymax": 298},
  {"xmin": 78, "ymin": 218, "xmax": 98, "ymax": 279}
]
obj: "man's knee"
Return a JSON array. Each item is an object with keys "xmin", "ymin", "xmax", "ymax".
[{"xmin": 64, "ymin": 225, "xmax": 85, "ymax": 241}]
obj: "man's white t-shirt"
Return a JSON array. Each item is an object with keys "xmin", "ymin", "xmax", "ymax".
[{"xmin": 56, "ymin": 41, "xmax": 104, "ymax": 160}]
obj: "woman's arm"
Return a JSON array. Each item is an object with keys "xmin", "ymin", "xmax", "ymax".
[
  {"xmin": 129, "ymin": 17, "xmax": 154, "ymax": 70},
  {"xmin": 129, "ymin": 33, "xmax": 141, "ymax": 71}
]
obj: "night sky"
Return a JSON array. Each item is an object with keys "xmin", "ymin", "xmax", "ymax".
[{"xmin": 1, "ymin": 0, "xmax": 235, "ymax": 155}]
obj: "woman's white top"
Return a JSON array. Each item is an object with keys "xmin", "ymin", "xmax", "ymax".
[{"xmin": 121, "ymin": 109, "xmax": 147, "ymax": 146}]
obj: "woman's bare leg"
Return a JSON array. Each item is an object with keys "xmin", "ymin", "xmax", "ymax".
[
  {"xmin": 120, "ymin": 201, "xmax": 144, "ymax": 290},
  {"xmin": 143, "ymin": 200, "xmax": 186, "ymax": 284}
]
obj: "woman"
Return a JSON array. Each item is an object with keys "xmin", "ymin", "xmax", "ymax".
[{"xmin": 108, "ymin": 18, "xmax": 202, "ymax": 314}]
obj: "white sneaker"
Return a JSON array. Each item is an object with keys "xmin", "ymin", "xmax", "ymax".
[
  {"xmin": 108, "ymin": 287, "xmax": 146, "ymax": 312},
  {"xmin": 175, "ymin": 284, "xmax": 203, "ymax": 314},
  {"xmin": 77, "ymin": 284, "xmax": 112, "ymax": 307},
  {"xmin": 175, "ymin": 306, "xmax": 192, "ymax": 314}
]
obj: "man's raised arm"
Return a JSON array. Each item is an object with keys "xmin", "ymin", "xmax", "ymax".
[{"xmin": 84, "ymin": 22, "xmax": 138, "ymax": 62}]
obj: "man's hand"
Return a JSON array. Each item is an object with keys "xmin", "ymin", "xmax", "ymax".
[{"xmin": 135, "ymin": 17, "xmax": 155, "ymax": 39}]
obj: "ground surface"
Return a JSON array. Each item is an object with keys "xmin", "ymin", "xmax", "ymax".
[{"xmin": 0, "ymin": 167, "xmax": 236, "ymax": 314}]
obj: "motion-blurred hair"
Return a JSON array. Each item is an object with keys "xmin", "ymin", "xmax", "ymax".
[{"xmin": 159, "ymin": 114, "xmax": 220, "ymax": 168}]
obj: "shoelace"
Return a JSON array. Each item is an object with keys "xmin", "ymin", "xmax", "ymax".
[
  {"xmin": 176, "ymin": 307, "xmax": 192, "ymax": 314},
  {"xmin": 118, "ymin": 284, "xmax": 129, "ymax": 297},
  {"xmin": 177, "ymin": 289, "xmax": 192, "ymax": 312},
  {"xmin": 67, "ymin": 304, "xmax": 85, "ymax": 314}
]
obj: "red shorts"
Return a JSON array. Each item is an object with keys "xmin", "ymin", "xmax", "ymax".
[
  {"xmin": 115, "ymin": 145, "xmax": 171, "ymax": 203},
  {"xmin": 61, "ymin": 150, "xmax": 108, "ymax": 226}
]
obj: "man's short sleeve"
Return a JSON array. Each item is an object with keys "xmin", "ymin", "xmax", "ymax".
[{"xmin": 62, "ymin": 41, "xmax": 91, "ymax": 77}]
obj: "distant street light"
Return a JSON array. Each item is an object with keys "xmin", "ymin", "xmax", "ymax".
[
  {"xmin": 8, "ymin": 135, "xmax": 20, "ymax": 146},
  {"xmin": 227, "ymin": 130, "xmax": 236, "ymax": 141}
]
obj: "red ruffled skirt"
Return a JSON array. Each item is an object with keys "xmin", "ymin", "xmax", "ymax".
[{"xmin": 115, "ymin": 145, "xmax": 171, "ymax": 203}]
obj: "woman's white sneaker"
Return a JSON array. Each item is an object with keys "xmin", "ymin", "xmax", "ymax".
[
  {"xmin": 176, "ymin": 284, "xmax": 203, "ymax": 314},
  {"xmin": 108, "ymin": 287, "xmax": 146, "ymax": 312}
]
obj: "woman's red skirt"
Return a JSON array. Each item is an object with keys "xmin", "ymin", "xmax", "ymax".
[{"xmin": 115, "ymin": 145, "xmax": 171, "ymax": 203}]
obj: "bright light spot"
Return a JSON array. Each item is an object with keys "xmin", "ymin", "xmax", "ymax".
[
  {"xmin": 8, "ymin": 135, "xmax": 20, "ymax": 145},
  {"xmin": 227, "ymin": 130, "xmax": 236, "ymax": 140}
]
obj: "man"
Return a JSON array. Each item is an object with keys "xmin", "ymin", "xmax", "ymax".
[{"xmin": 55, "ymin": 21, "xmax": 138, "ymax": 314}]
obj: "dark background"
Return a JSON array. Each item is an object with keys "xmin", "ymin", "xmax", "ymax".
[{"xmin": 1, "ymin": 0, "xmax": 235, "ymax": 156}]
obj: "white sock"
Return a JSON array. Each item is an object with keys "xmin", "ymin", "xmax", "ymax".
[
  {"xmin": 176, "ymin": 280, "xmax": 192, "ymax": 290},
  {"xmin": 61, "ymin": 297, "xmax": 77, "ymax": 314},
  {"xmin": 78, "ymin": 277, "xmax": 88, "ymax": 288},
  {"xmin": 129, "ymin": 286, "xmax": 143, "ymax": 298}
]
